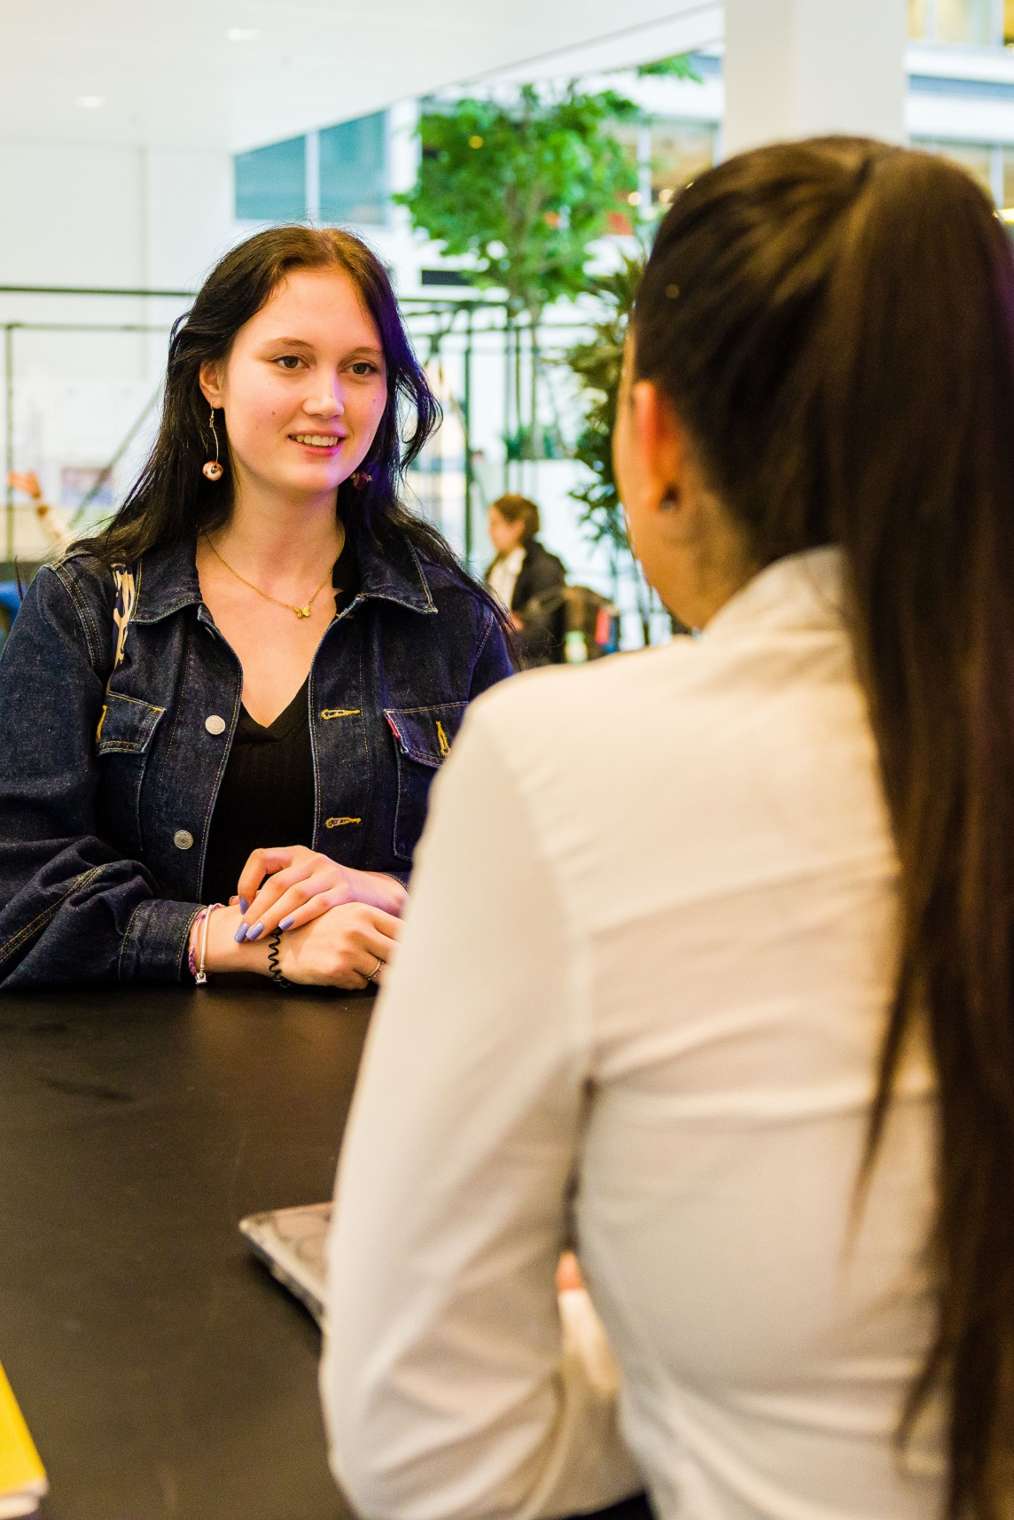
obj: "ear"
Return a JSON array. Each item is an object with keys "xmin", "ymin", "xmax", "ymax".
[
  {"xmin": 630, "ymin": 380, "xmax": 686, "ymax": 512},
  {"xmin": 198, "ymin": 360, "xmax": 225, "ymax": 410}
]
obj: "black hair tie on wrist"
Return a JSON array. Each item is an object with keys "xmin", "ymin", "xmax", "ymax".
[{"xmin": 267, "ymin": 930, "xmax": 294, "ymax": 990}]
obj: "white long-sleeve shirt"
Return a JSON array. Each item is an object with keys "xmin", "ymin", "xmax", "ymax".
[
  {"xmin": 486, "ymin": 545, "xmax": 525, "ymax": 613},
  {"xmin": 322, "ymin": 548, "xmax": 944, "ymax": 1520}
]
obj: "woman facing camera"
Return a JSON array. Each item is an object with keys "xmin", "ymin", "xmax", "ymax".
[
  {"xmin": 324, "ymin": 140, "xmax": 1014, "ymax": 1518},
  {"xmin": 0, "ymin": 227, "xmax": 512, "ymax": 990}
]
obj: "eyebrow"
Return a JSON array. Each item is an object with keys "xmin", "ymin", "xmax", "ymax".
[{"xmin": 263, "ymin": 336, "xmax": 385, "ymax": 359}]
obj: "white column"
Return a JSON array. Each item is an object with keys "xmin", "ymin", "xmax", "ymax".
[{"xmin": 723, "ymin": 0, "xmax": 908, "ymax": 157}]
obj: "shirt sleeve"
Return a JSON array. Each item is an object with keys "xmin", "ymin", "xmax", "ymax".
[
  {"xmin": 321, "ymin": 696, "xmax": 641, "ymax": 1520},
  {"xmin": 0, "ymin": 563, "xmax": 200, "ymax": 987}
]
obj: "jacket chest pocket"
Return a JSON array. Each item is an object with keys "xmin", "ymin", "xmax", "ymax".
[
  {"xmin": 95, "ymin": 691, "xmax": 166, "ymax": 854},
  {"xmin": 385, "ymin": 702, "xmax": 467, "ymax": 863}
]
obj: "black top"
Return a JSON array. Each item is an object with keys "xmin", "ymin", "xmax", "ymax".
[
  {"xmin": 202, "ymin": 680, "xmax": 314, "ymax": 905},
  {"xmin": 510, "ymin": 538, "xmax": 567, "ymax": 617},
  {"xmin": 201, "ymin": 536, "xmax": 358, "ymax": 906}
]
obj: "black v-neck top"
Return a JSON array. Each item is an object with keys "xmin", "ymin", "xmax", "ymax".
[{"xmin": 200, "ymin": 536, "xmax": 358, "ymax": 907}]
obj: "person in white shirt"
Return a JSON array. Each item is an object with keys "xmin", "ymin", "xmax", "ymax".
[{"xmin": 322, "ymin": 137, "xmax": 1014, "ymax": 1520}]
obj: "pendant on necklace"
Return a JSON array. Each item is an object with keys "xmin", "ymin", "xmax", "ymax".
[{"xmin": 294, "ymin": 605, "xmax": 311, "ymax": 619}]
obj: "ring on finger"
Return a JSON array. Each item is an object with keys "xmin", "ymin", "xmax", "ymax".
[{"xmin": 366, "ymin": 954, "xmax": 384, "ymax": 983}]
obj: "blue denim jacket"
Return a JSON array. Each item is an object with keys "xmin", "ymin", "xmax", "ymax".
[{"xmin": 0, "ymin": 533, "xmax": 513, "ymax": 987}]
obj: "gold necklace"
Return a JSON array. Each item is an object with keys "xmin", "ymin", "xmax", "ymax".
[{"xmin": 203, "ymin": 533, "xmax": 337, "ymax": 619}]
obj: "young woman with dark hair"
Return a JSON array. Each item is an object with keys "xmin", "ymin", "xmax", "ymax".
[
  {"xmin": 323, "ymin": 140, "xmax": 1014, "ymax": 1518},
  {"xmin": 485, "ymin": 493, "xmax": 567, "ymax": 666},
  {"xmin": 0, "ymin": 226, "xmax": 513, "ymax": 990}
]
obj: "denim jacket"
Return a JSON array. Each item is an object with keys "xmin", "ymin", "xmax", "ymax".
[{"xmin": 0, "ymin": 533, "xmax": 513, "ymax": 987}]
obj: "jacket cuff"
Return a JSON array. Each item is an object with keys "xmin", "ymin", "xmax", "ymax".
[{"xmin": 118, "ymin": 898, "xmax": 203, "ymax": 983}]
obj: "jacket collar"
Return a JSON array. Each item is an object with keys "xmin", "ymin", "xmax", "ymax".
[
  {"xmin": 356, "ymin": 531, "xmax": 436, "ymax": 614},
  {"xmin": 132, "ymin": 528, "xmax": 436, "ymax": 624}
]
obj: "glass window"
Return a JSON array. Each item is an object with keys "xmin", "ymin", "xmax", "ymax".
[
  {"xmin": 910, "ymin": 0, "xmax": 1000, "ymax": 42},
  {"xmin": 917, "ymin": 137, "xmax": 995, "ymax": 198},
  {"xmin": 234, "ymin": 135, "xmax": 307, "ymax": 221},
  {"xmin": 1003, "ymin": 147, "xmax": 1014, "ymax": 208},
  {"xmin": 319, "ymin": 112, "xmax": 389, "ymax": 226},
  {"xmin": 650, "ymin": 120, "xmax": 716, "ymax": 210},
  {"xmin": 933, "ymin": 0, "xmax": 994, "ymax": 43}
]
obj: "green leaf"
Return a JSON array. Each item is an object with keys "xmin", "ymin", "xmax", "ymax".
[{"xmin": 636, "ymin": 52, "xmax": 703, "ymax": 83}]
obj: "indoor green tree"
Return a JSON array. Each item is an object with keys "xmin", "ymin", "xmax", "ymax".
[
  {"xmin": 398, "ymin": 57, "xmax": 700, "ymax": 627},
  {"xmin": 396, "ymin": 71, "xmax": 685, "ymax": 457},
  {"xmin": 398, "ymin": 55, "xmax": 699, "ymax": 320},
  {"xmin": 565, "ymin": 253, "xmax": 692, "ymax": 644},
  {"xmin": 565, "ymin": 252, "xmax": 651, "ymax": 643}
]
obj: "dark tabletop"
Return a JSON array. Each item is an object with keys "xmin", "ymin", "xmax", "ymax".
[
  {"xmin": 0, "ymin": 983, "xmax": 370, "ymax": 1520},
  {"xmin": 0, "ymin": 985, "xmax": 654, "ymax": 1520}
]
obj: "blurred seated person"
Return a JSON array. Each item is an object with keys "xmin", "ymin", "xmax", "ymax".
[
  {"xmin": 485, "ymin": 494, "xmax": 566, "ymax": 666},
  {"xmin": 7, "ymin": 470, "xmax": 74, "ymax": 556}
]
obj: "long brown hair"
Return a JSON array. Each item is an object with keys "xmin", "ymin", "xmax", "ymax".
[{"xmin": 632, "ymin": 138, "xmax": 1014, "ymax": 1518}]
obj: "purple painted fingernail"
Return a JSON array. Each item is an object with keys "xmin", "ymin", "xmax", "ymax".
[
  {"xmin": 246, "ymin": 921, "xmax": 264, "ymax": 942},
  {"xmin": 239, "ymin": 897, "xmax": 249, "ymax": 913},
  {"xmin": 234, "ymin": 924, "xmax": 248, "ymax": 943},
  {"xmin": 278, "ymin": 915, "xmax": 294, "ymax": 932}
]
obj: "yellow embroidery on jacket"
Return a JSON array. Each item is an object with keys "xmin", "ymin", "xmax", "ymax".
[
  {"xmin": 97, "ymin": 564, "xmax": 140, "ymax": 747},
  {"xmin": 111, "ymin": 566, "xmax": 138, "ymax": 671}
]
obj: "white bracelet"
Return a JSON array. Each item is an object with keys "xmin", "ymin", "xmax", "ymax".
[{"xmin": 196, "ymin": 902, "xmax": 224, "ymax": 986}]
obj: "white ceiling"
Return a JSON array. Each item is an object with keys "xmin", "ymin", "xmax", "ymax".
[{"xmin": 0, "ymin": 0, "xmax": 723, "ymax": 153}]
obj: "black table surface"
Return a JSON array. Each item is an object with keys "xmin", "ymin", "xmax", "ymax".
[
  {"xmin": 0, "ymin": 983, "xmax": 369, "ymax": 1520},
  {"xmin": 1, "ymin": 985, "xmax": 654, "ymax": 1520}
]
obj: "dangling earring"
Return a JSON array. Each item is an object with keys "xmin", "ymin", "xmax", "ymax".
[
  {"xmin": 351, "ymin": 469, "xmax": 372, "ymax": 489},
  {"xmin": 202, "ymin": 408, "xmax": 224, "ymax": 482}
]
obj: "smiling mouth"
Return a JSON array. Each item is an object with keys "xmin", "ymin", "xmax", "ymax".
[{"xmin": 290, "ymin": 433, "xmax": 346, "ymax": 448}]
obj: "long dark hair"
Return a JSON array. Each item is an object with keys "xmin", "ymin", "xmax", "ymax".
[
  {"xmin": 633, "ymin": 138, "xmax": 1014, "ymax": 1519},
  {"xmin": 79, "ymin": 225, "xmax": 506, "ymax": 622}
]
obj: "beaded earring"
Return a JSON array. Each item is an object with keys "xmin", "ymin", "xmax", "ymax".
[{"xmin": 202, "ymin": 408, "xmax": 224, "ymax": 482}]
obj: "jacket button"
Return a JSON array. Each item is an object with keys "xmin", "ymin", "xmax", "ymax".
[
  {"xmin": 204, "ymin": 714, "xmax": 226, "ymax": 735},
  {"xmin": 173, "ymin": 829, "xmax": 195, "ymax": 850}
]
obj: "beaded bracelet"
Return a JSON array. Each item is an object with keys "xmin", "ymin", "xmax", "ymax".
[
  {"xmin": 187, "ymin": 909, "xmax": 207, "ymax": 983},
  {"xmin": 267, "ymin": 929, "xmax": 294, "ymax": 990},
  {"xmin": 188, "ymin": 903, "xmax": 224, "ymax": 985}
]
